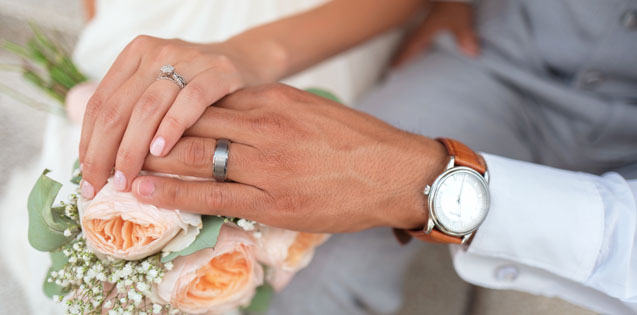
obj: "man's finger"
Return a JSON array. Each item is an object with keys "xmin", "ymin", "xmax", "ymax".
[
  {"xmin": 183, "ymin": 106, "xmax": 256, "ymax": 144},
  {"xmin": 142, "ymin": 137, "xmax": 262, "ymax": 185},
  {"xmin": 131, "ymin": 175, "xmax": 271, "ymax": 220}
]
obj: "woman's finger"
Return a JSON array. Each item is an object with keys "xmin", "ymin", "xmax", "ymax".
[
  {"xmin": 142, "ymin": 137, "xmax": 261, "ymax": 185},
  {"xmin": 79, "ymin": 38, "xmax": 146, "ymax": 164},
  {"xmin": 80, "ymin": 70, "xmax": 155, "ymax": 198},
  {"xmin": 131, "ymin": 175, "xmax": 271, "ymax": 221},
  {"xmin": 112, "ymin": 79, "xmax": 182, "ymax": 191},
  {"xmin": 150, "ymin": 66, "xmax": 243, "ymax": 157},
  {"xmin": 453, "ymin": 28, "xmax": 480, "ymax": 57},
  {"xmin": 391, "ymin": 27, "xmax": 435, "ymax": 68}
]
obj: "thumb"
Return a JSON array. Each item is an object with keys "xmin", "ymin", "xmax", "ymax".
[{"xmin": 454, "ymin": 29, "xmax": 480, "ymax": 57}]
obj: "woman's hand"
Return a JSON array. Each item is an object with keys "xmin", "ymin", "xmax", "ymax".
[
  {"xmin": 131, "ymin": 84, "xmax": 448, "ymax": 233},
  {"xmin": 79, "ymin": 36, "xmax": 260, "ymax": 199},
  {"xmin": 392, "ymin": 2, "xmax": 479, "ymax": 68},
  {"xmin": 77, "ymin": 0, "xmax": 428, "ymax": 200}
]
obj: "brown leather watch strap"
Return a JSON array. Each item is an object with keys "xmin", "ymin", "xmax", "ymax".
[
  {"xmin": 394, "ymin": 228, "xmax": 463, "ymax": 245},
  {"xmin": 437, "ymin": 138, "xmax": 487, "ymax": 175},
  {"xmin": 395, "ymin": 138, "xmax": 485, "ymax": 245}
]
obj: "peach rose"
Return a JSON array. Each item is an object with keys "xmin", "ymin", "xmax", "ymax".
[
  {"xmin": 157, "ymin": 225, "xmax": 263, "ymax": 314},
  {"xmin": 255, "ymin": 226, "xmax": 328, "ymax": 290},
  {"xmin": 79, "ymin": 180, "xmax": 202, "ymax": 260}
]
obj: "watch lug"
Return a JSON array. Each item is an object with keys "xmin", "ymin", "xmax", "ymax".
[
  {"xmin": 484, "ymin": 170, "xmax": 490, "ymax": 184},
  {"xmin": 461, "ymin": 233, "xmax": 472, "ymax": 244},
  {"xmin": 424, "ymin": 185, "xmax": 431, "ymax": 195},
  {"xmin": 425, "ymin": 219, "xmax": 435, "ymax": 234},
  {"xmin": 446, "ymin": 156, "xmax": 456, "ymax": 170}
]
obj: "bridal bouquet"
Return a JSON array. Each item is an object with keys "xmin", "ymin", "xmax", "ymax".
[{"xmin": 28, "ymin": 164, "xmax": 328, "ymax": 314}]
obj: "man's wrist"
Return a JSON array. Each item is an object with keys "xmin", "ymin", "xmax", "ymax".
[{"xmin": 389, "ymin": 136, "xmax": 447, "ymax": 230}]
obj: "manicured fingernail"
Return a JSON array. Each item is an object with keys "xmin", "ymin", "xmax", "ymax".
[
  {"xmin": 81, "ymin": 180, "xmax": 95, "ymax": 199},
  {"xmin": 113, "ymin": 170, "xmax": 126, "ymax": 191},
  {"xmin": 150, "ymin": 137, "xmax": 165, "ymax": 156},
  {"xmin": 137, "ymin": 179, "xmax": 155, "ymax": 197}
]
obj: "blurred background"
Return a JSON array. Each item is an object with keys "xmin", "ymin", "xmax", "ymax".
[{"xmin": 0, "ymin": 1, "xmax": 595, "ymax": 314}]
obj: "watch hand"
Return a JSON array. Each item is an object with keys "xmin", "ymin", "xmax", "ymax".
[{"xmin": 457, "ymin": 174, "xmax": 466, "ymax": 204}]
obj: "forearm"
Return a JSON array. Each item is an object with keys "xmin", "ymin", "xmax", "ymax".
[
  {"xmin": 83, "ymin": 0, "xmax": 96, "ymax": 21},
  {"xmin": 224, "ymin": 0, "xmax": 426, "ymax": 84}
]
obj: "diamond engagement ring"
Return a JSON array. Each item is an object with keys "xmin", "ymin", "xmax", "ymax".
[
  {"xmin": 212, "ymin": 139, "xmax": 231, "ymax": 182},
  {"xmin": 157, "ymin": 64, "xmax": 187, "ymax": 89}
]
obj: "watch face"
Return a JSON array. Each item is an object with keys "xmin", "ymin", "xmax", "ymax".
[{"xmin": 432, "ymin": 169, "xmax": 489, "ymax": 235}]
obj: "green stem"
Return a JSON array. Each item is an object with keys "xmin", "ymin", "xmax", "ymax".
[
  {"xmin": 0, "ymin": 82, "xmax": 65, "ymax": 116},
  {"xmin": 2, "ymin": 41, "xmax": 32, "ymax": 59},
  {"xmin": 0, "ymin": 64, "xmax": 23, "ymax": 72}
]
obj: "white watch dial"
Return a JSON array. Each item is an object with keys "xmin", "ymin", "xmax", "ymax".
[{"xmin": 432, "ymin": 170, "xmax": 489, "ymax": 234}]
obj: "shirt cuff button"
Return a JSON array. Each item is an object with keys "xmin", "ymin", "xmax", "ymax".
[{"xmin": 495, "ymin": 264, "xmax": 519, "ymax": 282}]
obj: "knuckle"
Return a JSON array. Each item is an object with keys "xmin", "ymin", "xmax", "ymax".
[
  {"xmin": 248, "ymin": 112, "xmax": 289, "ymax": 135},
  {"xmin": 184, "ymin": 83, "xmax": 207, "ymax": 105},
  {"xmin": 157, "ymin": 43, "xmax": 178, "ymax": 61},
  {"xmin": 179, "ymin": 138, "xmax": 209, "ymax": 167},
  {"xmin": 162, "ymin": 115, "xmax": 187, "ymax": 133},
  {"xmin": 85, "ymin": 94, "xmax": 106, "ymax": 117},
  {"xmin": 130, "ymin": 35, "xmax": 153, "ymax": 51},
  {"xmin": 214, "ymin": 54, "xmax": 232, "ymax": 66},
  {"xmin": 165, "ymin": 181, "xmax": 181, "ymax": 204},
  {"xmin": 97, "ymin": 105, "xmax": 124, "ymax": 129},
  {"xmin": 258, "ymin": 148, "xmax": 291, "ymax": 173},
  {"xmin": 204, "ymin": 186, "xmax": 227, "ymax": 210},
  {"xmin": 80, "ymin": 158, "xmax": 98, "ymax": 178},
  {"xmin": 275, "ymin": 193, "xmax": 302, "ymax": 214},
  {"xmin": 134, "ymin": 93, "xmax": 160, "ymax": 118},
  {"xmin": 116, "ymin": 148, "xmax": 138, "ymax": 168},
  {"xmin": 254, "ymin": 83, "xmax": 289, "ymax": 100},
  {"xmin": 213, "ymin": 55, "xmax": 235, "ymax": 73}
]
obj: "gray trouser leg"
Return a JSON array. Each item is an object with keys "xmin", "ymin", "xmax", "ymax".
[{"xmin": 267, "ymin": 50, "xmax": 534, "ymax": 315}]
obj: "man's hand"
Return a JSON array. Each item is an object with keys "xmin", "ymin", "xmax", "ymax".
[
  {"xmin": 392, "ymin": 2, "xmax": 479, "ymax": 68},
  {"xmin": 132, "ymin": 84, "xmax": 447, "ymax": 233}
]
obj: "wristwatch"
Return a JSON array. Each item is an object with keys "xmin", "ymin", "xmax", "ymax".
[{"xmin": 395, "ymin": 138, "xmax": 490, "ymax": 245}]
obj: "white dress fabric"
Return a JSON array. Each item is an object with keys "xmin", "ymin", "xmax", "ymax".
[
  {"xmin": 0, "ymin": 1, "xmax": 398, "ymax": 314},
  {"xmin": 73, "ymin": 0, "xmax": 399, "ymax": 106}
]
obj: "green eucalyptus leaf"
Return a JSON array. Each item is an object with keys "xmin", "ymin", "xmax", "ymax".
[
  {"xmin": 305, "ymin": 88, "xmax": 342, "ymax": 103},
  {"xmin": 161, "ymin": 216, "xmax": 225, "ymax": 263},
  {"xmin": 42, "ymin": 250, "xmax": 70, "ymax": 298},
  {"xmin": 243, "ymin": 284, "xmax": 274, "ymax": 313},
  {"xmin": 28, "ymin": 169, "xmax": 75, "ymax": 251}
]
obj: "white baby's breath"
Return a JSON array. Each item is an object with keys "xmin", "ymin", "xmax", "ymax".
[
  {"xmin": 237, "ymin": 218, "xmax": 256, "ymax": 231},
  {"xmin": 49, "ymin": 236, "xmax": 170, "ymax": 315}
]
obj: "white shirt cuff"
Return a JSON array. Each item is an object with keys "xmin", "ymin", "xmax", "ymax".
[{"xmin": 463, "ymin": 154, "xmax": 604, "ymax": 283}]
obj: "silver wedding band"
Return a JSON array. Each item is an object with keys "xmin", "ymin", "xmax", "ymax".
[
  {"xmin": 212, "ymin": 139, "xmax": 231, "ymax": 182},
  {"xmin": 157, "ymin": 64, "xmax": 187, "ymax": 89}
]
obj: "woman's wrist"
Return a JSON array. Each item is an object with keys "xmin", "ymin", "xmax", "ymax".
[{"xmin": 221, "ymin": 35, "xmax": 290, "ymax": 85}]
